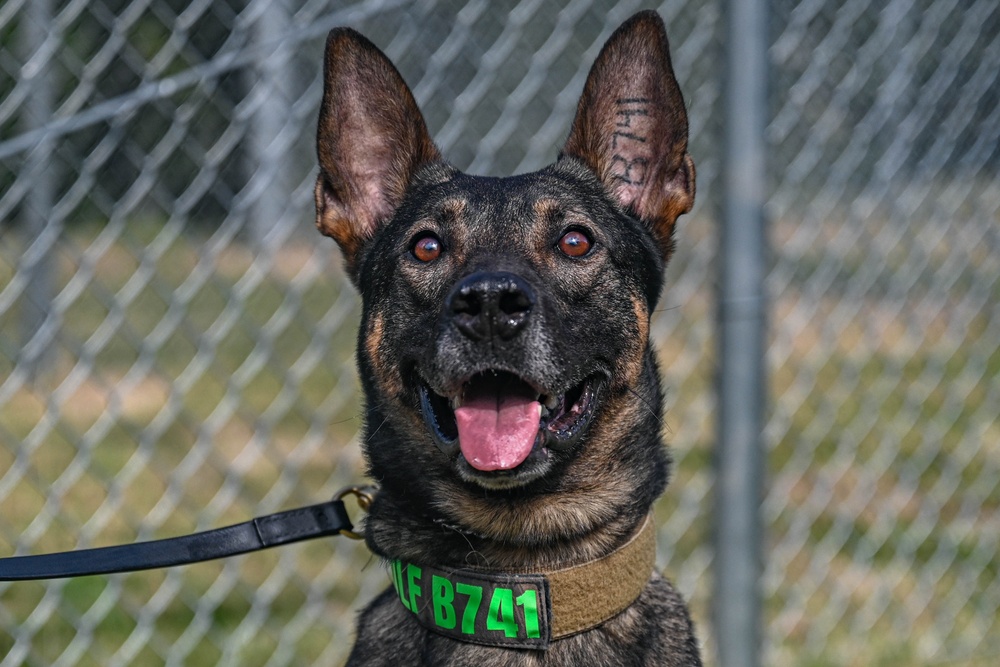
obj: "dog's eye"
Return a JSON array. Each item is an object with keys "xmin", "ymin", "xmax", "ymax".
[
  {"xmin": 558, "ymin": 230, "xmax": 592, "ymax": 258},
  {"xmin": 411, "ymin": 233, "xmax": 443, "ymax": 262}
]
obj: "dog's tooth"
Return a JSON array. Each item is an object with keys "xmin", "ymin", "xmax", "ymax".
[
  {"xmin": 450, "ymin": 396, "xmax": 461, "ymax": 410},
  {"xmin": 544, "ymin": 395, "xmax": 559, "ymax": 410}
]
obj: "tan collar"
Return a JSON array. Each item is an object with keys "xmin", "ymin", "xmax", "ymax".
[{"xmin": 389, "ymin": 514, "xmax": 656, "ymax": 650}]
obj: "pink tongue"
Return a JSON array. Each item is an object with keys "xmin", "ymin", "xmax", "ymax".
[{"xmin": 455, "ymin": 389, "xmax": 541, "ymax": 472}]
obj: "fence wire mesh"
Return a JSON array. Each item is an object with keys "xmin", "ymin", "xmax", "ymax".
[{"xmin": 0, "ymin": 0, "xmax": 996, "ymax": 665}]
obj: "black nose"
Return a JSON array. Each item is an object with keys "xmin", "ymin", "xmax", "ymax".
[{"xmin": 448, "ymin": 271, "xmax": 535, "ymax": 341}]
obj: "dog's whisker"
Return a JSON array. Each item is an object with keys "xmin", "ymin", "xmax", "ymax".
[
  {"xmin": 364, "ymin": 416, "xmax": 390, "ymax": 442},
  {"xmin": 625, "ymin": 385, "xmax": 664, "ymax": 426}
]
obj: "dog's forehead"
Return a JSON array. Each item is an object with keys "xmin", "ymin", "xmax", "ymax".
[{"xmin": 417, "ymin": 170, "xmax": 589, "ymax": 235}]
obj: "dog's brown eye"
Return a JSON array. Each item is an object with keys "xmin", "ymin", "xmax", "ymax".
[
  {"xmin": 412, "ymin": 234, "xmax": 442, "ymax": 262},
  {"xmin": 558, "ymin": 230, "xmax": 591, "ymax": 257}
]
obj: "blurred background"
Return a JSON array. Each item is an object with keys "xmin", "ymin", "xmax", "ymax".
[{"xmin": 0, "ymin": 0, "xmax": 997, "ymax": 665}]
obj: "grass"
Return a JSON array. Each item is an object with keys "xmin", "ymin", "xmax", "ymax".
[{"xmin": 0, "ymin": 218, "xmax": 997, "ymax": 665}]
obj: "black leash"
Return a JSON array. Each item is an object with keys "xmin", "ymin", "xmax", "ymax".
[{"xmin": 0, "ymin": 487, "xmax": 373, "ymax": 582}]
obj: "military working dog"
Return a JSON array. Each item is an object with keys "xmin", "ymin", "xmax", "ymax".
[{"xmin": 315, "ymin": 10, "xmax": 702, "ymax": 666}]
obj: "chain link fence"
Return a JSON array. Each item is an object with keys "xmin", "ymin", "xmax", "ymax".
[{"xmin": 0, "ymin": 0, "xmax": 997, "ymax": 665}]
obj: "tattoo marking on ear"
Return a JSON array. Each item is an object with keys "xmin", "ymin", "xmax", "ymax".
[{"xmin": 611, "ymin": 98, "xmax": 651, "ymax": 186}]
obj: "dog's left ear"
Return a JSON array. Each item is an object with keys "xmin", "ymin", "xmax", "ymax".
[
  {"xmin": 561, "ymin": 11, "xmax": 695, "ymax": 259},
  {"xmin": 315, "ymin": 28, "xmax": 441, "ymax": 279}
]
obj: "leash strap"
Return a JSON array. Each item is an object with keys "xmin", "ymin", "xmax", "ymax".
[{"xmin": 0, "ymin": 499, "xmax": 353, "ymax": 581}]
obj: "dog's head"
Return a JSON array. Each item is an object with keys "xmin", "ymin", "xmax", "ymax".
[{"xmin": 315, "ymin": 12, "xmax": 694, "ymax": 537}]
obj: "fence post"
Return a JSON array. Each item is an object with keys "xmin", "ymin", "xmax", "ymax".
[
  {"xmin": 250, "ymin": 0, "xmax": 292, "ymax": 249},
  {"xmin": 714, "ymin": 0, "xmax": 768, "ymax": 664},
  {"xmin": 19, "ymin": 0, "xmax": 56, "ymax": 381}
]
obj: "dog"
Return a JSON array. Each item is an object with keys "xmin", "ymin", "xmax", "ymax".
[{"xmin": 314, "ymin": 10, "xmax": 701, "ymax": 666}]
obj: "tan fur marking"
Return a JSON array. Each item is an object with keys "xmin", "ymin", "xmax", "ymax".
[
  {"xmin": 439, "ymin": 197, "xmax": 467, "ymax": 221},
  {"xmin": 365, "ymin": 313, "xmax": 403, "ymax": 397},
  {"xmin": 528, "ymin": 197, "xmax": 560, "ymax": 263},
  {"xmin": 588, "ymin": 392, "xmax": 645, "ymax": 456},
  {"xmin": 439, "ymin": 198, "xmax": 469, "ymax": 263},
  {"xmin": 434, "ymin": 487, "xmax": 624, "ymax": 569},
  {"xmin": 532, "ymin": 197, "xmax": 560, "ymax": 222},
  {"xmin": 615, "ymin": 295, "xmax": 649, "ymax": 387}
]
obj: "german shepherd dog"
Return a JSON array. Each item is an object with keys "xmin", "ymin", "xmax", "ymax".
[{"xmin": 315, "ymin": 10, "xmax": 702, "ymax": 666}]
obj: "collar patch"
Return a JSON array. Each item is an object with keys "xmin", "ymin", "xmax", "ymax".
[{"xmin": 390, "ymin": 559, "xmax": 553, "ymax": 650}]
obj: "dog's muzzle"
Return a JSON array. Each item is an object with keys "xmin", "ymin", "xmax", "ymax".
[{"xmin": 417, "ymin": 270, "xmax": 604, "ymax": 486}]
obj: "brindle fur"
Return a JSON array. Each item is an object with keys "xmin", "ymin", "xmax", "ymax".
[{"xmin": 315, "ymin": 11, "xmax": 701, "ymax": 666}]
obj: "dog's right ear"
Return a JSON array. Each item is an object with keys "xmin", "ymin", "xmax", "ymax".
[{"xmin": 315, "ymin": 28, "xmax": 440, "ymax": 278}]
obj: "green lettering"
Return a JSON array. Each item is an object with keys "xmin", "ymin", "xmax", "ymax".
[
  {"xmin": 456, "ymin": 582, "xmax": 482, "ymax": 635},
  {"xmin": 406, "ymin": 564, "xmax": 423, "ymax": 613},
  {"xmin": 392, "ymin": 561, "xmax": 409, "ymax": 610},
  {"xmin": 486, "ymin": 587, "xmax": 518, "ymax": 638},
  {"xmin": 515, "ymin": 589, "xmax": 541, "ymax": 638},
  {"xmin": 431, "ymin": 575, "xmax": 456, "ymax": 629}
]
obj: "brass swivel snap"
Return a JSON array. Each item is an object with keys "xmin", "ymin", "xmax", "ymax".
[{"xmin": 335, "ymin": 485, "xmax": 377, "ymax": 540}]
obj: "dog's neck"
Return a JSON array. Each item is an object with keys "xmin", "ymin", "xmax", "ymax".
[{"xmin": 363, "ymin": 485, "xmax": 654, "ymax": 573}]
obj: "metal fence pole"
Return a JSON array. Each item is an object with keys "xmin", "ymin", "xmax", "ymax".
[
  {"xmin": 250, "ymin": 0, "xmax": 292, "ymax": 249},
  {"xmin": 18, "ymin": 0, "xmax": 55, "ymax": 381},
  {"xmin": 714, "ymin": 0, "xmax": 768, "ymax": 664}
]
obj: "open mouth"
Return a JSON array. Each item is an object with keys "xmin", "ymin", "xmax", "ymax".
[{"xmin": 419, "ymin": 370, "xmax": 601, "ymax": 475}]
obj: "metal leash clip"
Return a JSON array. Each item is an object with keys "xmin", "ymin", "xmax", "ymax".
[{"xmin": 335, "ymin": 486, "xmax": 377, "ymax": 540}]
